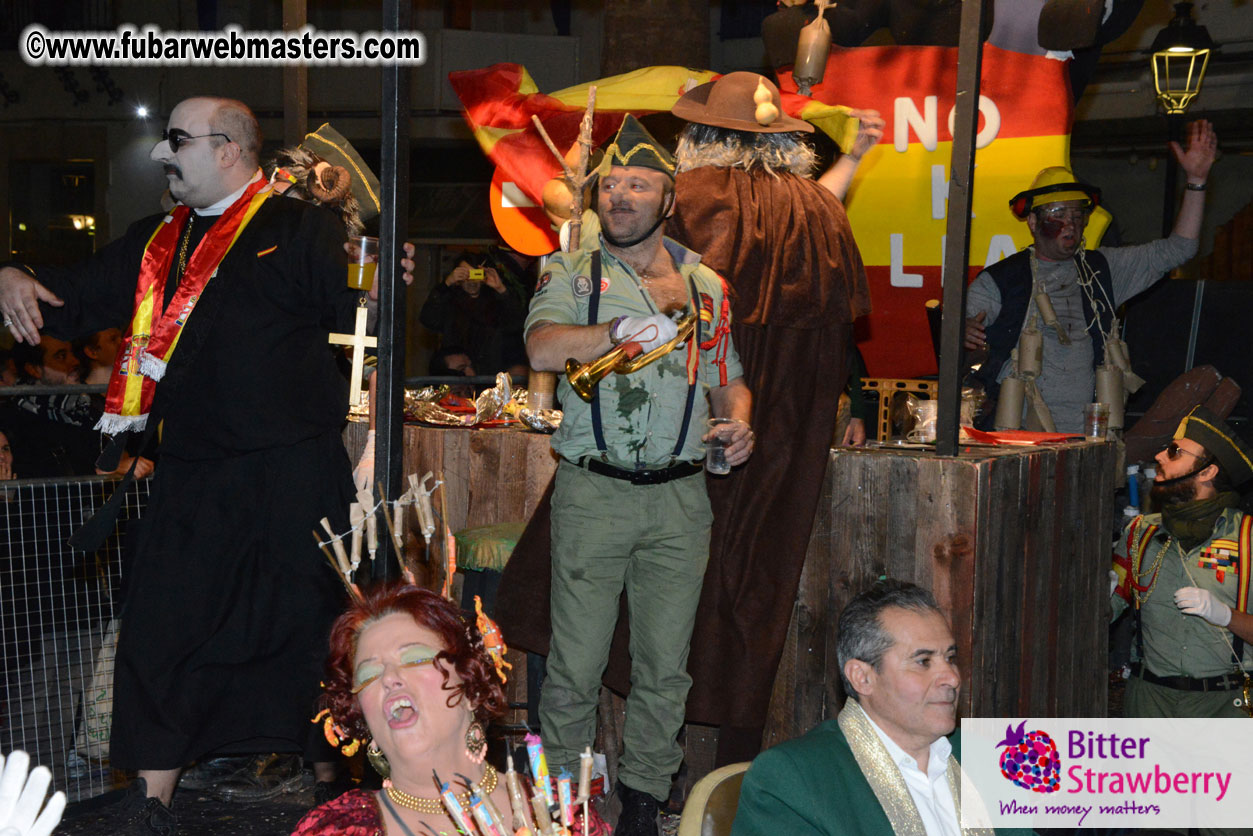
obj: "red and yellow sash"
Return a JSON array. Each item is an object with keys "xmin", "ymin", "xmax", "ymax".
[
  {"xmin": 1237, "ymin": 514, "xmax": 1252, "ymax": 614},
  {"xmin": 97, "ymin": 178, "xmax": 273, "ymax": 433}
]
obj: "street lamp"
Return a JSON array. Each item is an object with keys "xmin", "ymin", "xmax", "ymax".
[
  {"xmin": 1150, "ymin": 2, "xmax": 1215, "ymax": 237},
  {"xmin": 1150, "ymin": 2, "xmax": 1214, "ymax": 114}
]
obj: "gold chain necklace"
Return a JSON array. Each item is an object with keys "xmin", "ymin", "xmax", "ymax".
[
  {"xmin": 1132, "ymin": 529, "xmax": 1170, "ymax": 608},
  {"xmin": 384, "ymin": 764, "xmax": 497, "ymax": 815},
  {"xmin": 175, "ymin": 212, "xmax": 196, "ymax": 281}
]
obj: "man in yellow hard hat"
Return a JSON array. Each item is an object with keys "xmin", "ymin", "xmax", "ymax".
[{"xmin": 964, "ymin": 119, "xmax": 1218, "ymax": 433}]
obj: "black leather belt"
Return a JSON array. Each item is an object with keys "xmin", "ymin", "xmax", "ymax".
[
  {"xmin": 1132, "ymin": 662, "xmax": 1249, "ymax": 692},
  {"xmin": 566, "ymin": 457, "xmax": 703, "ymax": 486}
]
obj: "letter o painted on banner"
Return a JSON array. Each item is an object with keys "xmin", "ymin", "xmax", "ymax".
[{"xmin": 947, "ymin": 96, "xmax": 1001, "ymax": 149}]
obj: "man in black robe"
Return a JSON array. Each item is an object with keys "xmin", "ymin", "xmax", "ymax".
[{"xmin": 0, "ymin": 97, "xmax": 360, "ymax": 834}]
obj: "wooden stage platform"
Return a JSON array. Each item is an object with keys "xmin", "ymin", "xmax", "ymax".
[{"xmin": 377, "ymin": 424, "xmax": 1117, "ymax": 781}]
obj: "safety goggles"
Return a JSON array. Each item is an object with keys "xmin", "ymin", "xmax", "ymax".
[
  {"xmin": 1164, "ymin": 441, "xmax": 1202, "ymax": 461},
  {"xmin": 162, "ymin": 128, "xmax": 232, "ymax": 154},
  {"xmin": 1037, "ymin": 204, "xmax": 1091, "ymax": 225}
]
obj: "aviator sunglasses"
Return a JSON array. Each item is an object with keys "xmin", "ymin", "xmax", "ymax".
[
  {"xmin": 162, "ymin": 128, "xmax": 232, "ymax": 153},
  {"xmin": 1164, "ymin": 441, "xmax": 1202, "ymax": 461}
]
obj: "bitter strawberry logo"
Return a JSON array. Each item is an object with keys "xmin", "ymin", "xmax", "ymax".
[{"xmin": 997, "ymin": 720, "xmax": 1061, "ymax": 793}]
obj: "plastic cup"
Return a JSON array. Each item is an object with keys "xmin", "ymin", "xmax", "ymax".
[
  {"xmin": 347, "ymin": 236, "xmax": 379, "ymax": 291},
  {"xmin": 1085, "ymin": 402, "xmax": 1110, "ymax": 439},
  {"xmin": 705, "ymin": 418, "xmax": 735, "ymax": 475},
  {"xmin": 907, "ymin": 399, "xmax": 939, "ymax": 443}
]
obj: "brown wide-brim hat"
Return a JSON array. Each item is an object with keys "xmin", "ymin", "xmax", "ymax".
[{"xmin": 671, "ymin": 71, "xmax": 813, "ymax": 134}]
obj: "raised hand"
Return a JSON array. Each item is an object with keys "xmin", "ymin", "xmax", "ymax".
[
  {"xmin": 1170, "ymin": 119, "xmax": 1218, "ymax": 183},
  {"xmin": 848, "ymin": 109, "xmax": 885, "ymax": 161}
]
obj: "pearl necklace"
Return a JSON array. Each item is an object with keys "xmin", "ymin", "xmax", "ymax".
[{"xmin": 384, "ymin": 764, "xmax": 497, "ymax": 815}]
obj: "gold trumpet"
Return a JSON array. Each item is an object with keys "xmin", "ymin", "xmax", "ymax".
[{"xmin": 565, "ymin": 313, "xmax": 696, "ymax": 402}]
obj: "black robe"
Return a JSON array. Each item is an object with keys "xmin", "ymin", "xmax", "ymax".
[{"xmin": 38, "ymin": 193, "xmax": 357, "ymax": 769}]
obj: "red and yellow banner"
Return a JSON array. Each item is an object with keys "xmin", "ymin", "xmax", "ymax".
[
  {"xmin": 782, "ymin": 43, "xmax": 1110, "ymax": 377},
  {"xmin": 451, "ymin": 64, "xmax": 858, "ymax": 253},
  {"xmin": 455, "ymin": 50, "xmax": 1109, "ymax": 378}
]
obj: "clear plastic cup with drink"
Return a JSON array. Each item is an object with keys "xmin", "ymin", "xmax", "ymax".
[
  {"xmin": 705, "ymin": 417, "xmax": 735, "ymax": 475},
  {"xmin": 347, "ymin": 235, "xmax": 379, "ymax": 291}
]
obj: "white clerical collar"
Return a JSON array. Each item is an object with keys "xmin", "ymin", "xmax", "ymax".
[
  {"xmin": 864, "ymin": 711, "xmax": 952, "ymax": 777},
  {"xmin": 192, "ymin": 169, "xmax": 262, "ymax": 217}
]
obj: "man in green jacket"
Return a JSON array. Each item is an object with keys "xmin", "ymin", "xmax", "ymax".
[{"xmin": 734, "ymin": 580, "xmax": 1007, "ymax": 836}]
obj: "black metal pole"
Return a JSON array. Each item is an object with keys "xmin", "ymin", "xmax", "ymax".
[
  {"xmin": 372, "ymin": 0, "xmax": 411, "ymax": 582},
  {"xmin": 1161, "ymin": 113, "xmax": 1182, "ymax": 238},
  {"xmin": 281, "ymin": 0, "xmax": 308, "ymax": 146},
  {"xmin": 936, "ymin": 0, "xmax": 988, "ymax": 456}
]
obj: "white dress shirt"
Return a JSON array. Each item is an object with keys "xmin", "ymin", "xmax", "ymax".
[{"xmin": 864, "ymin": 714, "xmax": 961, "ymax": 836}]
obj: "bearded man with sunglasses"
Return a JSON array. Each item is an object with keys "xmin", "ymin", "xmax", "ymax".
[
  {"xmin": 0, "ymin": 97, "xmax": 364, "ymax": 834},
  {"xmin": 964, "ymin": 120, "xmax": 1218, "ymax": 433},
  {"xmin": 1112, "ymin": 407, "xmax": 1253, "ymax": 742}
]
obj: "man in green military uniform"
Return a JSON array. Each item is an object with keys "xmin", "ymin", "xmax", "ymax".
[
  {"xmin": 1113, "ymin": 405, "xmax": 1253, "ymax": 723},
  {"xmin": 525, "ymin": 115, "xmax": 753, "ymax": 836}
]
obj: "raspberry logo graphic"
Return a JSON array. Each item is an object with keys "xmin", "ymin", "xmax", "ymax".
[{"xmin": 996, "ymin": 720, "xmax": 1061, "ymax": 793}]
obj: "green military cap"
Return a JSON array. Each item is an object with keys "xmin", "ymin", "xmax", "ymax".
[
  {"xmin": 1174, "ymin": 405, "xmax": 1253, "ymax": 486},
  {"xmin": 301, "ymin": 123, "xmax": 382, "ymax": 222},
  {"xmin": 593, "ymin": 114, "xmax": 675, "ymax": 180}
]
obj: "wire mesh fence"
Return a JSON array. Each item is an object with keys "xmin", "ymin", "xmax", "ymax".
[{"xmin": 1, "ymin": 475, "xmax": 150, "ymax": 802}]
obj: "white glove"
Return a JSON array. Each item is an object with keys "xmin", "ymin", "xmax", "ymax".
[
  {"xmin": 0, "ymin": 751, "xmax": 66, "ymax": 836},
  {"xmin": 612, "ymin": 314, "xmax": 678, "ymax": 353},
  {"xmin": 1174, "ymin": 586, "xmax": 1232, "ymax": 627},
  {"xmin": 1109, "ymin": 570, "xmax": 1119, "ymax": 598},
  {"xmin": 353, "ymin": 429, "xmax": 375, "ymax": 493}
]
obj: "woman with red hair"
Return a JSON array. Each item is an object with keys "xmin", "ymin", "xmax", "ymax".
[{"xmin": 292, "ymin": 584, "xmax": 509, "ymax": 835}]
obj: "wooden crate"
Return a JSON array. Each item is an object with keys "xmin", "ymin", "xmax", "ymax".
[{"xmin": 764, "ymin": 440, "xmax": 1118, "ymax": 748}]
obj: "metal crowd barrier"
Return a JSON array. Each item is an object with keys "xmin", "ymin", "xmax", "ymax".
[{"xmin": 1, "ymin": 474, "xmax": 151, "ymax": 802}]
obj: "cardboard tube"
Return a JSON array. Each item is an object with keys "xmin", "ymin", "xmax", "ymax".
[
  {"xmin": 1096, "ymin": 365, "xmax": 1125, "ymax": 430},
  {"xmin": 1034, "ymin": 292, "xmax": 1071, "ymax": 345},
  {"xmin": 1105, "ymin": 337, "xmax": 1146, "ymax": 393},
  {"xmin": 1017, "ymin": 328, "xmax": 1044, "ymax": 377},
  {"xmin": 1025, "ymin": 381, "xmax": 1057, "ymax": 432},
  {"xmin": 995, "ymin": 376, "xmax": 1025, "ymax": 430}
]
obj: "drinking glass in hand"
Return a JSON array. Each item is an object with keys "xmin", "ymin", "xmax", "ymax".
[
  {"xmin": 705, "ymin": 417, "xmax": 735, "ymax": 475},
  {"xmin": 347, "ymin": 235, "xmax": 379, "ymax": 291}
]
